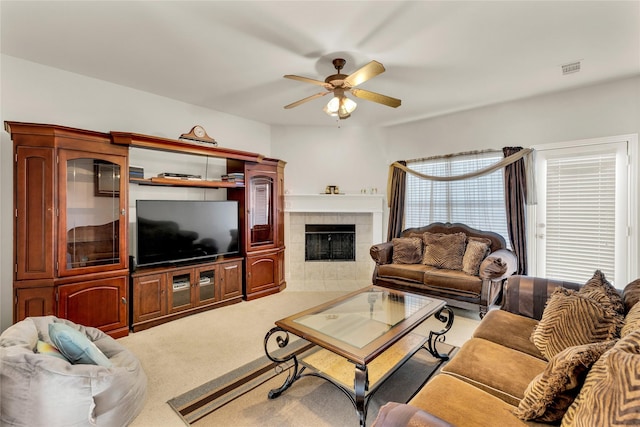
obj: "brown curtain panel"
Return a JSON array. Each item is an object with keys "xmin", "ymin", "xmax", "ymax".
[
  {"xmin": 387, "ymin": 160, "xmax": 407, "ymax": 241},
  {"xmin": 503, "ymin": 147, "xmax": 528, "ymax": 274}
]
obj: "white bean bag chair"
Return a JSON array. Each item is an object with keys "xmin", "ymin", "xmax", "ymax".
[{"xmin": 0, "ymin": 316, "xmax": 147, "ymax": 426}]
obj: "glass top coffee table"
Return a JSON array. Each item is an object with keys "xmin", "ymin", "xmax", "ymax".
[{"xmin": 263, "ymin": 285, "xmax": 454, "ymax": 426}]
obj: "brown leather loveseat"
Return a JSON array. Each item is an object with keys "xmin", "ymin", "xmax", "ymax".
[{"xmin": 370, "ymin": 222, "xmax": 517, "ymax": 317}]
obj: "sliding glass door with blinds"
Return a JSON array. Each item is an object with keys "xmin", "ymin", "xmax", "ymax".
[{"xmin": 533, "ymin": 136, "xmax": 634, "ymax": 288}]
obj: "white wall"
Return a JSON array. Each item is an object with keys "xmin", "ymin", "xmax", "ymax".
[
  {"xmin": 382, "ymin": 75, "xmax": 640, "ymax": 160},
  {"xmin": 271, "ymin": 125, "xmax": 390, "ymax": 196},
  {"xmin": 0, "ymin": 55, "xmax": 272, "ymax": 332}
]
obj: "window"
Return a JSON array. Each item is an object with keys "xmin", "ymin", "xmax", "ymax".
[
  {"xmin": 531, "ymin": 135, "xmax": 637, "ymax": 288},
  {"xmin": 405, "ymin": 151, "xmax": 509, "ymax": 244}
]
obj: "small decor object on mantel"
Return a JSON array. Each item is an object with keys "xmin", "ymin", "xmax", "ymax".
[
  {"xmin": 324, "ymin": 185, "xmax": 340, "ymax": 194},
  {"xmin": 179, "ymin": 125, "xmax": 217, "ymax": 146}
]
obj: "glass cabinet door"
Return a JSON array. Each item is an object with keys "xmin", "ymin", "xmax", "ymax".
[
  {"xmin": 196, "ymin": 267, "xmax": 216, "ymax": 305},
  {"xmin": 249, "ymin": 175, "xmax": 274, "ymax": 248},
  {"xmin": 59, "ymin": 150, "xmax": 126, "ymax": 276}
]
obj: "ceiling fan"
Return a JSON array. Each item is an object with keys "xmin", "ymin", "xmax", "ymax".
[{"xmin": 283, "ymin": 58, "xmax": 401, "ymax": 120}]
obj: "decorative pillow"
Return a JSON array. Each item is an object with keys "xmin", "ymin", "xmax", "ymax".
[
  {"xmin": 479, "ymin": 256, "xmax": 507, "ymax": 279},
  {"xmin": 531, "ymin": 288, "xmax": 623, "ymax": 360},
  {"xmin": 422, "ymin": 232, "xmax": 467, "ymax": 270},
  {"xmin": 468, "ymin": 236, "xmax": 493, "ymax": 247},
  {"xmin": 35, "ymin": 340, "xmax": 69, "ymax": 361},
  {"xmin": 514, "ymin": 340, "xmax": 616, "ymax": 422},
  {"xmin": 562, "ymin": 330, "xmax": 640, "ymax": 426},
  {"xmin": 579, "ymin": 270, "xmax": 625, "ymax": 315},
  {"xmin": 462, "ymin": 239, "xmax": 490, "ymax": 276},
  {"xmin": 391, "ymin": 237, "xmax": 423, "ymax": 264},
  {"xmin": 622, "ymin": 301, "xmax": 640, "ymax": 338},
  {"xmin": 623, "ymin": 278, "xmax": 640, "ymax": 313},
  {"xmin": 49, "ymin": 322, "xmax": 112, "ymax": 367}
]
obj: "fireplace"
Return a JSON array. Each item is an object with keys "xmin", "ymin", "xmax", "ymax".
[
  {"xmin": 284, "ymin": 194, "xmax": 384, "ymax": 292},
  {"xmin": 305, "ymin": 224, "xmax": 356, "ymax": 261}
]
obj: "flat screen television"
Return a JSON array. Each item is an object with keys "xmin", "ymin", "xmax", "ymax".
[{"xmin": 135, "ymin": 200, "xmax": 239, "ymax": 267}]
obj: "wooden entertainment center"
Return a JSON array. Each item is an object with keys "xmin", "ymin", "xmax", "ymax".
[{"xmin": 5, "ymin": 122, "xmax": 286, "ymax": 337}]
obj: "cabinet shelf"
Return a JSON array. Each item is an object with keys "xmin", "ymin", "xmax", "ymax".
[{"xmin": 130, "ymin": 177, "xmax": 244, "ymax": 188}]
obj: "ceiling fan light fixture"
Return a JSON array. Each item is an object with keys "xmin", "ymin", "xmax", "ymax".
[{"xmin": 324, "ymin": 93, "xmax": 357, "ymax": 119}]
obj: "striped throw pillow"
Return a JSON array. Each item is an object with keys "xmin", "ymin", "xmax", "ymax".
[
  {"xmin": 422, "ymin": 232, "xmax": 466, "ymax": 270},
  {"xmin": 531, "ymin": 288, "xmax": 623, "ymax": 360},
  {"xmin": 514, "ymin": 340, "xmax": 616, "ymax": 422},
  {"xmin": 562, "ymin": 330, "xmax": 640, "ymax": 426}
]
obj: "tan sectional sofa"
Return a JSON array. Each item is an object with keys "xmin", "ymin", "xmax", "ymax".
[
  {"xmin": 370, "ymin": 222, "xmax": 518, "ymax": 317},
  {"xmin": 372, "ymin": 273, "xmax": 640, "ymax": 427}
]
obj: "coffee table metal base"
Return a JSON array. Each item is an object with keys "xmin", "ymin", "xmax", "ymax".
[{"xmin": 264, "ymin": 306, "xmax": 454, "ymax": 426}]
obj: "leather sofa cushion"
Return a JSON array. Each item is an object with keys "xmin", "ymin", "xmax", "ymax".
[
  {"xmin": 441, "ymin": 338, "xmax": 547, "ymax": 406},
  {"xmin": 472, "ymin": 309, "xmax": 544, "ymax": 359},
  {"xmin": 407, "ymin": 374, "xmax": 549, "ymax": 427},
  {"xmin": 377, "ymin": 263, "xmax": 433, "ymax": 284},
  {"xmin": 423, "ymin": 268, "xmax": 482, "ymax": 296}
]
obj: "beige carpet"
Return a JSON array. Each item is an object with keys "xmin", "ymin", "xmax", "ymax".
[
  {"xmin": 117, "ymin": 290, "xmax": 481, "ymax": 427},
  {"xmin": 181, "ymin": 342, "xmax": 457, "ymax": 426}
]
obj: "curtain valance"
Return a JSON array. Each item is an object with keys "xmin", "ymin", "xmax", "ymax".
[{"xmin": 387, "ymin": 148, "xmax": 534, "ymax": 206}]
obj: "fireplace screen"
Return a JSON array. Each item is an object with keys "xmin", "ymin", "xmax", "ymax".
[{"xmin": 305, "ymin": 224, "xmax": 356, "ymax": 261}]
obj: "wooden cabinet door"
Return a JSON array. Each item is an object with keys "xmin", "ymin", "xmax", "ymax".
[
  {"xmin": 57, "ymin": 276, "xmax": 128, "ymax": 335},
  {"xmin": 15, "ymin": 287, "xmax": 55, "ymax": 321},
  {"xmin": 132, "ymin": 273, "xmax": 166, "ymax": 323},
  {"xmin": 220, "ymin": 260, "xmax": 242, "ymax": 300},
  {"xmin": 15, "ymin": 147, "xmax": 55, "ymax": 281},
  {"xmin": 245, "ymin": 252, "xmax": 278, "ymax": 299}
]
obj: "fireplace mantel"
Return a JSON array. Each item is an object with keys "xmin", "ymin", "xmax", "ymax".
[{"xmin": 284, "ymin": 194, "xmax": 384, "ymax": 213}]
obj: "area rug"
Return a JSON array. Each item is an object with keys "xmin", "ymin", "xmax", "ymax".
[{"xmin": 168, "ymin": 339, "xmax": 457, "ymax": 426}]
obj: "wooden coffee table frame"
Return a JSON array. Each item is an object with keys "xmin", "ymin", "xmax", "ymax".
[{"xmin": 263, "ymin": 286, "xmax": 454, "ymax": 426}]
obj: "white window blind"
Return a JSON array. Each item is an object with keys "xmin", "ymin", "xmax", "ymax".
[
  {"xmin": 405, "ymin": 152, "xmax": 509, "ymax": 244},
  {"xmin": 544, "ymin": 153, "xmax": 616, "ymax": 284}
]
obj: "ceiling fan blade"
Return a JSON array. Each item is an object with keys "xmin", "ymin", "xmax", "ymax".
[
  {"xmin": 350, "ymin": 88, "xmax": 401, "ymax": 108},
  {"xmin": 284, "ymin": 92, "xmax": 329, "ymax": 109},
  {"xmin": 284, "ymin": 74, "xmax": 330, "ymax": 87},
  {"xmin": 344, "ymin": 60, "xmax": 386, "ymax": 87}
]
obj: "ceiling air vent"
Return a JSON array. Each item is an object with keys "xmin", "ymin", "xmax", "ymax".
[{"xmin": 562, "ymin": 61, "xmax": 581, "ymax": 75}]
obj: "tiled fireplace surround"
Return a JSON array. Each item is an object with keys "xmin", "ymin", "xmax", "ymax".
[{"xmin": 284, "ymin": 194, "xmax": 385, "ymax": 292}]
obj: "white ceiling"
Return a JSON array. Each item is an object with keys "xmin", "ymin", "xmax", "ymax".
[{"xmin": 2, "ymin": 1, "xmax": 639, "ymax": 128}]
